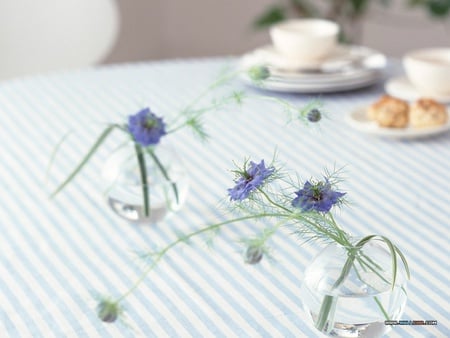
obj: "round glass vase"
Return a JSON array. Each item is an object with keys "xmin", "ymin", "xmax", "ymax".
[
  {"xmin": 101, "ymin": 142, "xmax": 189, "ymax": 224},
  {"xmin": 300, "ymin": 238, "xmax": 408, "ymax": 338}
]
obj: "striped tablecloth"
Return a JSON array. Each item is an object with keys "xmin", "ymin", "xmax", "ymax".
[{"xmin": 0, "ymin": 58, "xmax": 448, "ymax": 337}]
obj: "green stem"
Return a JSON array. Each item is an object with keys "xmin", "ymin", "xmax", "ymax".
[
  {"xmin": 332, "ymin": 248, "xmax": 358, "ymax": 289},
  {"xmin": 244, "ymin": 94, "xmax": 317, "ymax": 123},
  {"xmin": 328, "ymin": 213, "xmax": 351, "ymax": 246},
  {"xmin": 246, "ymin": 94, "xmax": 295, "ymax": 110},
  {"xmin": 394, "ymin": 245, "xmax": 411, "ymax": 280},
  {"xmin": 134, "ymin": 143, "xmax": 150, "ymax": 217},
  {"xmin": 114, "ymin": 212, "xmax": 290, "ymax": 303},
  {"xmin": 304, "ymin": 219, "xmax": 344, "ymax": 245},
  {"xmin": 357, "ymin": 256, "xmax": 391, "ymax": 286},
  {"xmin": 146, "ymin": 148, "xmax": 179, "ymax": 204},
  {"xmin": 374, "ymin": 296, "xmax": 390, "ymax": 320},
  {"xmin": 168, "ymin": 94, "xmax": 242, "ymax": 134},
  {"xmin": 183, "ymin": 70, "xmax": 240, "ymax": 110},
  {"xmin": 322, "ymin": 236, "xmax": 409, "ymax": 332},
  {"xmin": 355, "ymin": 258, "xmax": 391, "ymax": 321},
  {"xmin": 169, "ymin": 69, "xmax": 240, "ymax": 128},
  {"xmin": 361, "ymin": 252, "xmax": 383, "ymax": 271},
  {"xmin": 354, "ymin": 257, "xmax": 391, "ymax": 321},
  {"xmin": 355, "ymin": 256, "xmax": 368, "ymax": 273},
  {"xmin": 46, "ymin": 130, "xmax": 73, "ymax": 184},
  {"xmin": 50, "ymin": 124, "xmax": 118, "ymax": 198},
  {"xmin": 258, "ymin": 188, "xmax": 292, "ymax": 213},
  {"xmin": 316, "ymin": 242, "xmax": 358, "ymax": 332},
  {"xmin": 315, "ymin": 295, "xmax": 338, "ymax": 332}
]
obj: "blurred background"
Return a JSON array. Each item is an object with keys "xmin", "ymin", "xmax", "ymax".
[
  {"xmin": 106, "ymin": 0, "xmax": 450, "ymax": 63},
  {"xmin": 1, "ymin": 0, "xmax": 449, "ymax": 81}
]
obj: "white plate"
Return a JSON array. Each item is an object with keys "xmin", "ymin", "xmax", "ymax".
[
  {"xmin": 240, "ymin": 44, "xmax": 386, "ymax": 93},
  {"xmin": 267, "ymin": 67, "xmax": 377, "ymax": 85},
  {"xmin": 385, "ymin": 76, "xmax": 450, "ymax": 104},
  {"xmin": 255, "ymin": 74, "xmax": 380, "ymax": 93},
  {"xmin": 345, "ymin": 106, "xmax": 450, "ymax": 139},
  {"xmin": 240, "ymin": 44, "xmax": 385, "ymax": 72}
]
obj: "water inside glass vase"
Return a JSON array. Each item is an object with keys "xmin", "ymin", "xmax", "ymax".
[
  {"xmin": 102, "ymin": 143, "xmax": 189, "ymax": 224},
  {"xmin": 301, "ymin": 239, "xmax": 408, "ymax": 337}
]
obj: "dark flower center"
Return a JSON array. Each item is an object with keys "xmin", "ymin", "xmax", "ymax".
[
  {"xmin": 145, "ymin": 118, "xmax": 157, "ymax": 129},
  {"xmin": 243, "ymin": 171, "xmax": 253, "ymax": 181},
  {"xmin": 311, "ymin": 186, "xmax": 323, "ymax": 201}
]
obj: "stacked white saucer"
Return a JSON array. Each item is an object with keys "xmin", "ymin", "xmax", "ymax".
[{"xmin": 240, "ymin": 19, "xmax": 387, "ymax": 93}]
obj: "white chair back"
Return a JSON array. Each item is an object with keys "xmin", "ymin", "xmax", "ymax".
[{"xmin": 0, "ymin": 0, "xmax": 120, "ymax": 80}]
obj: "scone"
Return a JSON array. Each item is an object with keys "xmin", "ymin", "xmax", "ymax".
[
  {"xmin": 409, "ymin": 98, "xmax": 448, "ymax": 128},
  {"xmin": 368, "ymin": 95, "xmax": 409, "ymax": 128}
]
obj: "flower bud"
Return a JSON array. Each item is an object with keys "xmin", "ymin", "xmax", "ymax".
[
  {"xmin": 248, "ymin": 66, "xmax": 270, "ymax": 82},
  {"xmin": 244, "ymin": 245, "xmax": 263, "ymax": 264},
  {"xmin": 307, "ymin": 108, "xmax": 321, "ymax": 122},
  {"xmin": 97, "ymin": 299, "xmax": 121, "ymax": 323}
]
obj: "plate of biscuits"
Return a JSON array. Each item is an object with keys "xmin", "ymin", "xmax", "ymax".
[{"xmin": 346, "ymin": 96, "xmax": 450, "ymax": 139}]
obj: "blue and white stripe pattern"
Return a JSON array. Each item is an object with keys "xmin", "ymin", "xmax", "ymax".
[{"xmin": 0, "ymin": 59, "xmax": 448, "ymax": 337}]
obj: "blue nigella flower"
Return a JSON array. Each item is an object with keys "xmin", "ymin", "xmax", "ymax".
[
  {"xmin": 228, "ymin": 160, "xmax": 275, "ymax": 201},
  {"xmin": 292, "ymin": 180, "xmax": 345, "ymax": 213},
  {"xmin": 128, "ymin": 107, "xmax": 167, "ymax": 146}
]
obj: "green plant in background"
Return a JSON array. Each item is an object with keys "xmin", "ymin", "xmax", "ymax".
[{"xmin": 254, "ymin": 0, "xmax": 450, "ymax": 43}]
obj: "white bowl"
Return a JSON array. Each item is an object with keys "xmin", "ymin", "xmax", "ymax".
[
  {"xmin": 403, "ymin": 48, "xmax": 450, "ymax": 95},
  {"xmin": 270, "ymin": 19, "xmax": 339, "ymax": 60}
]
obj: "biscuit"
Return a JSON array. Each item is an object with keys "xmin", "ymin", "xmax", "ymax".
[
  {"xmin": 368, "ymin": 95, "xmax": 409, "ymax": 128},
  {"xmin": 409, "ymin": 98, "xmax": 448, "ymax": 128}
]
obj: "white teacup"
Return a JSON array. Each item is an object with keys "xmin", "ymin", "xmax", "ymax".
[
  {"xmin": 403, "ymin": 48, "xmax": 450, "ymax": 95},
  {"xmin": 270, "ymin": 19, "xmax": 339, "ymax": 60}
]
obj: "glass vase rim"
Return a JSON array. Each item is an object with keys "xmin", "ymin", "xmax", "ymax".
[
  {"xmin": 324, "ymin": 236, "xmax": 386, "ymax": 251},
  {"xmin": 102, "ymin": 141, "xmax": 187, "ymax": 189}
]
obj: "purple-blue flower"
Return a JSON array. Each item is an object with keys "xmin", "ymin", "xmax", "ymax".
[
  {"xmin": 128, "ymin": 108, "xmax": 167, "ymax": 146},
  {"xmin": 292, "ymin": 180, "xmax": 345, "ymax": 212},
  {"xmin": 228, "ymin": 160, "xmax": 275, "ymax": 201}
]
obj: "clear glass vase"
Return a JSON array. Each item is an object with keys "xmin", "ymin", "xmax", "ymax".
[
  {"xmin": 301, "ymin": 238, "xmax": 408, "ymax": 338},
  {"xmin": 101, "ymin": 142, "xmax": 189, "ymax": 224}
]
